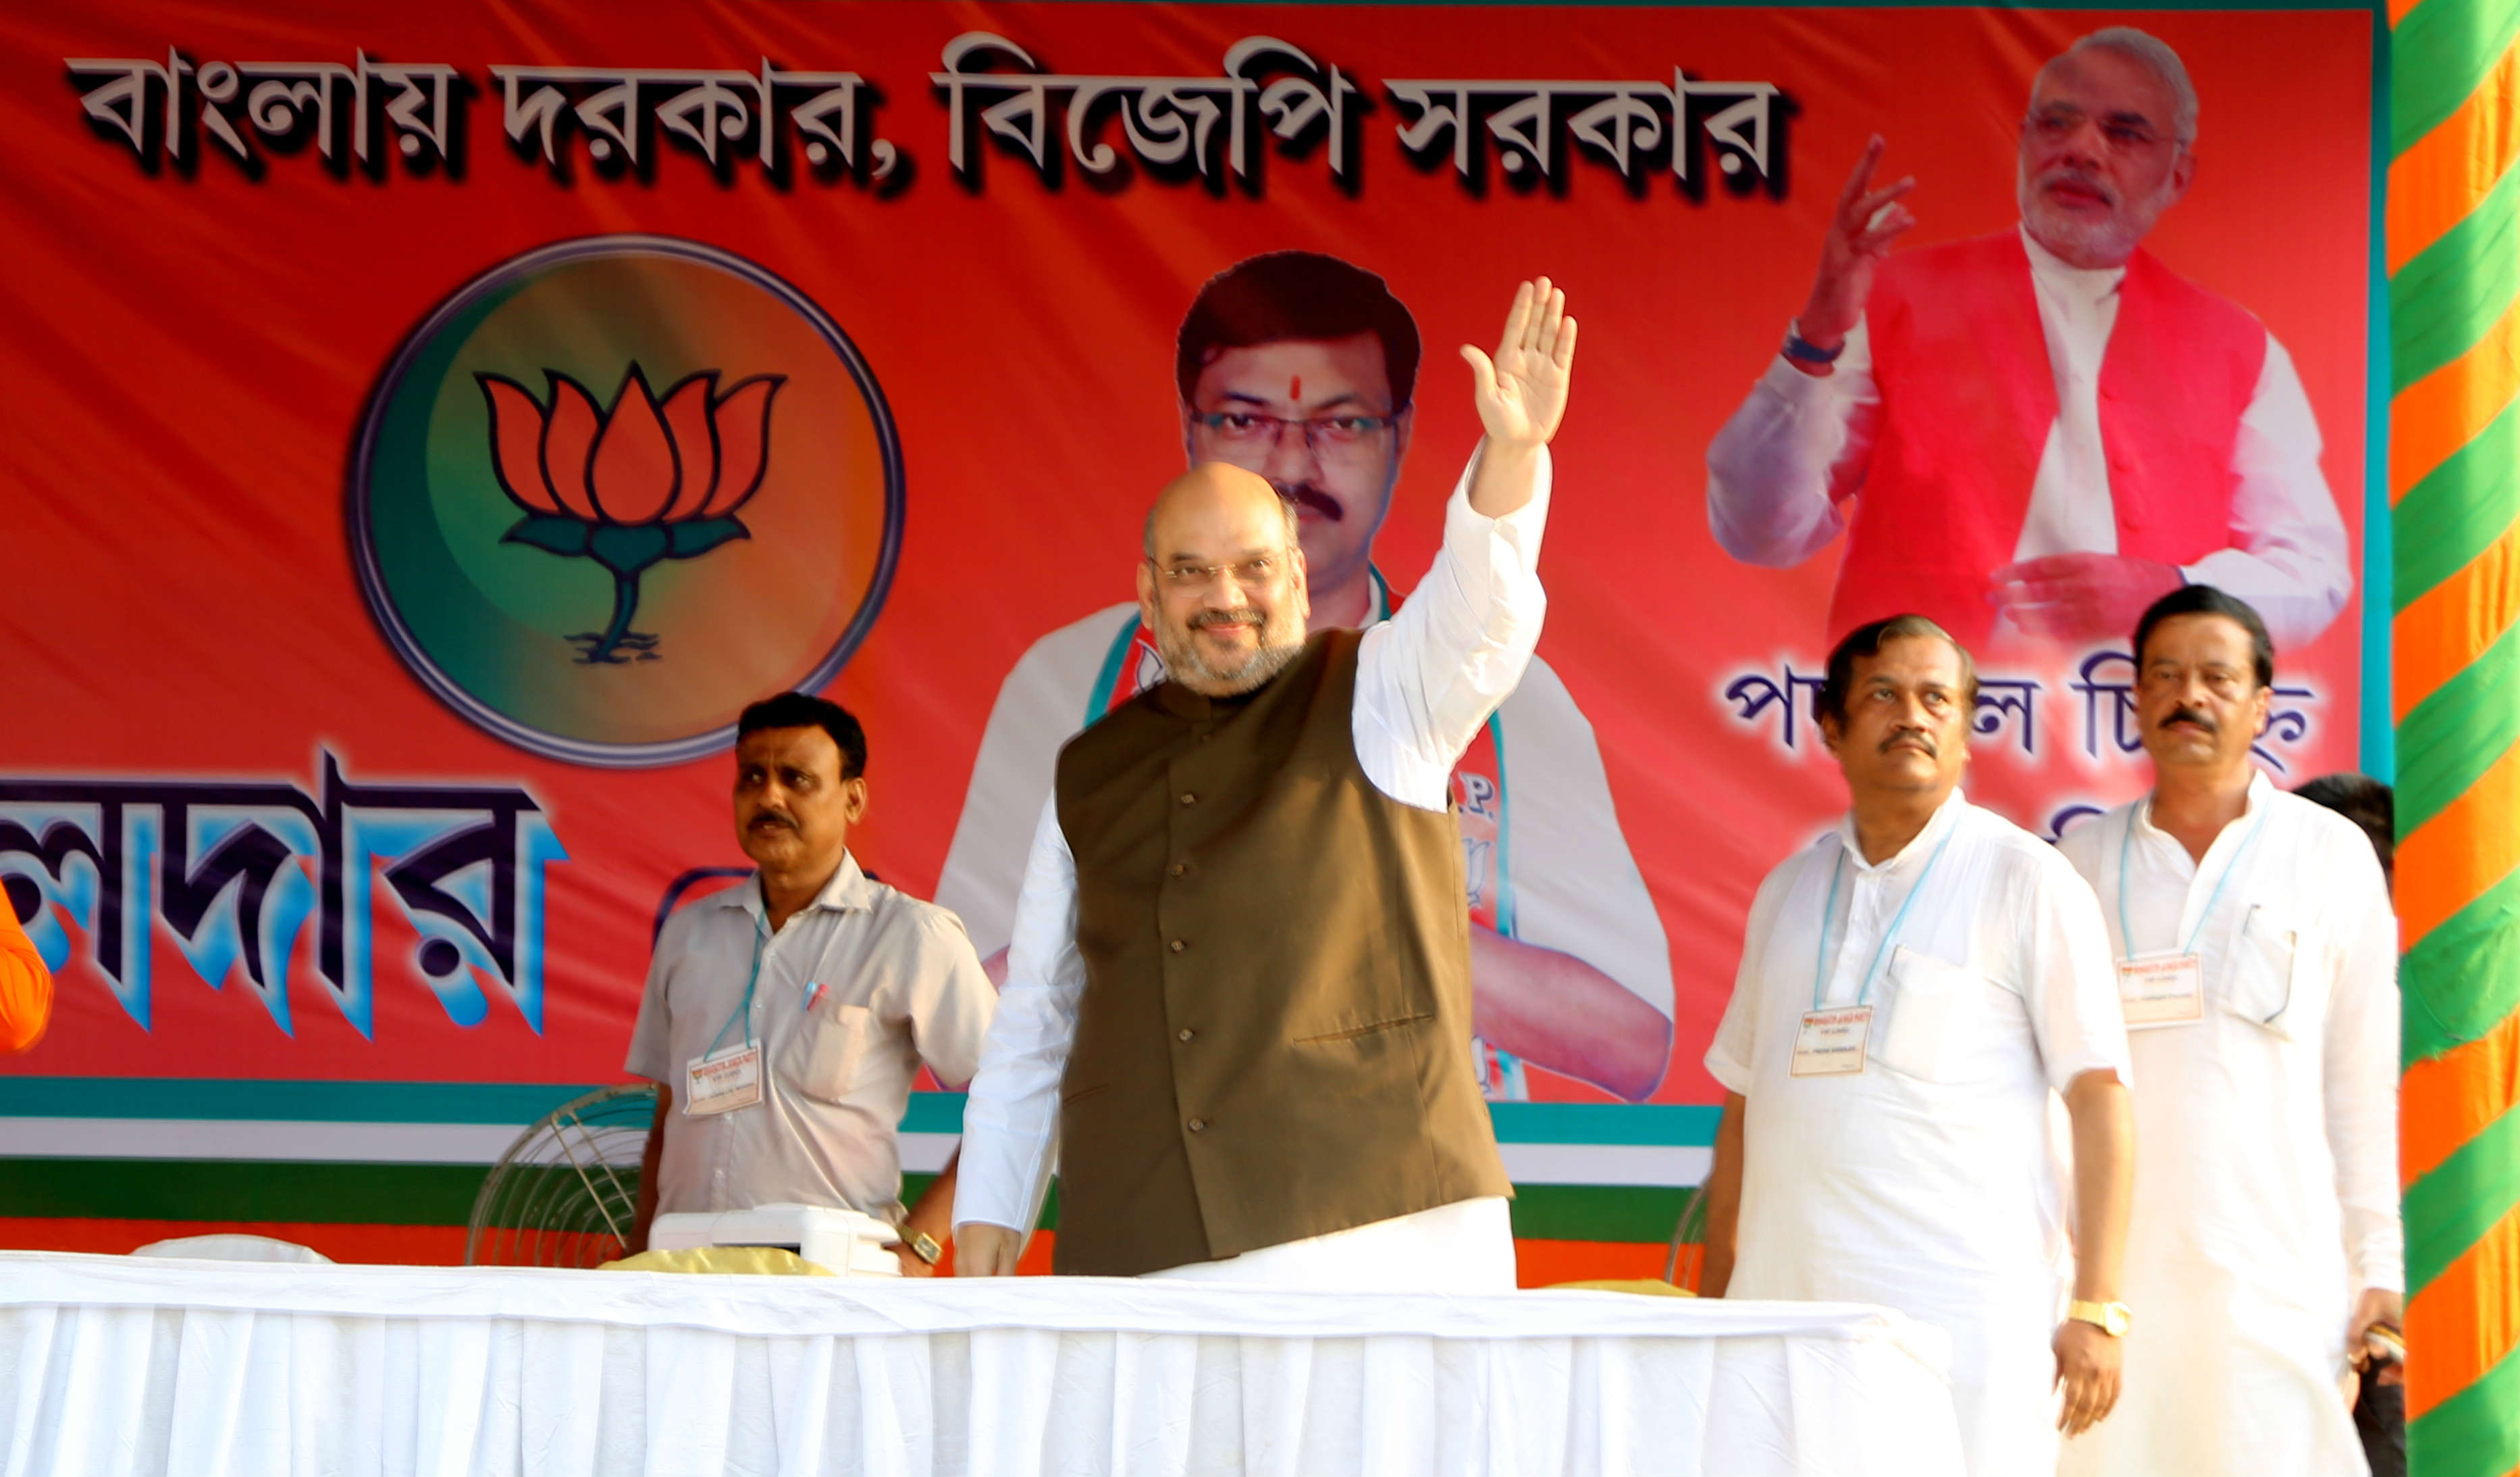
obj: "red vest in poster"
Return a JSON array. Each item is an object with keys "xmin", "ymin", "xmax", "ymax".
[{"xmin": 1829, "ymin": 230, "xmax": 2268, "ymax": 647}]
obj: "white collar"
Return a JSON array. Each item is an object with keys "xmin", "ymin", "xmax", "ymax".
[
  {"xmin": 1836, "ymin": 788, "xmax": 1969, "ymax": 875},
  {"xmin": 2134, "ymin": 768, "xmax": 2274, "ymax": 845},
  {"xmin": 2019, "ymin": 223, "xmax": 2126, "ymax": 302},
  {"xmin": 717, "ymin": 851, "xmax": 876, "ymax": 920}
]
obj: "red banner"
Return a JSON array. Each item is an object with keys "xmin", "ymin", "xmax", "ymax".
[{"xmin": 0, "ymin": 3, "xmax": 2371, "ymax": 1112}]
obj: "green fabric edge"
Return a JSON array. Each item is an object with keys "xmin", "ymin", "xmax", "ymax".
[
  {"xmin": 2394, "ymin": 618, "xmax": 2520, "ymax": 837},
  {"xmin": 2390, "ymin": 158, "xmax": 2520, "ymax": 394},
  {"xmin": 2392, "ymin": 397, "xmax": 2520, "ymax": 612},
  {"xmin": 2403, "ymin": 870, "xmax": 2520, "ymax": 1062},
  {"xmin": 2392, "ymin": 0, "xmax": 2520, "ymax": 158},
  {"xmin": 0, "ymin": 1159, "xmax": 1694, "ymax": 1243},
  {"xmin": 2409, "ymin": 1335, "xmax": 2520, "ymax": 1477},
  {"xmin": 2404, "ymin": 1105, "xmax": 2520, "ymax": 1293}
]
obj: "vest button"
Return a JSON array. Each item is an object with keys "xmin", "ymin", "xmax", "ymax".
[
  {"xmin": 1178, "ymin": 792, "xmax": 1197, "ymax": 805},
  {"xmin": 1187, "ymin": 1117, "xmax": 1207, "ymax": 1133},
  {"xmin": 1169, "ymin": 938, "xmax": 1188, "ymax": 953},
  {"xmin": 1168, "ymin": 861, "xmax": 1188, "ymax": 877},
  {"xmin": 1178, "ymin": 1027, "xmax": 1196, "ymax": 1042}
]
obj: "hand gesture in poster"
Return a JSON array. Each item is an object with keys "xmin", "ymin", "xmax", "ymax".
[
  {"xmin": 1463, "ymin": 277, "xmax": 1578, "ymax": 454},
  {"xmin": 1793, "ymin": 136, "xmax": 1916, "ymax": 367},
  {"xmin": 1989, "ymin": 552, "xmax": 2184, "ymax": 641}
]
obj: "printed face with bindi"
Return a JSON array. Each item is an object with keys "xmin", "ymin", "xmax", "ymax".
[{"xmin": 1183, "ymin": 333, "xmax": 1411, "ymax": 599}]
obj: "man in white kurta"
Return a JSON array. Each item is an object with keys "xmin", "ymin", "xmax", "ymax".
[
  {"xmin": 1702, "ymin": 616, "xmax": 2136, "ymax": 1477},
  {"xmin": 952, "ymin": 280, "xmax": 1576, "ymax": 1288},
  {"xmin": 2056, "ymin": 587, "xmax": 2401, "ymax": 1477}
]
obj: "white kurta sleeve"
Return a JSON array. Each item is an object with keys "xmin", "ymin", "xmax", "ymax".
[
  {"xmin": 2018, "ymin": 849, "xmax": 2136, "ymax": 1093},
  {"xmin": 1353, "ymin": 445, "xmax": 1551, "ymax": 811},
  {"xmin": 953, "ymin": 796, "xmax": 1086, "ymax": 1235},
  {"xmin": 1704, "ymin": 327, "xmax": 1879, "ymax": 568},
  {"xmin": 1706, "ymin": 861, "xmax": 1797, "ymax": 1094},
  {"xmin": 2179, "ymin": 333, "xmax": 2353, "ymax": 648},
  {"xmin": 2322, "ymin": 834, "xmax": 2405, "ymax": 1292}
]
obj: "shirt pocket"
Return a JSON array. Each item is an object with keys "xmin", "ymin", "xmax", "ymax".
[
  {"xmin": 2222, "ymin": 905, "xmax": 2309, "ymax": 1038},
  {"xmin": 781, "ymin": 1001, "xmax": 872, "ymax": 1103},
  {"xmin": 1874, "ymin": 944, "xmax": 1987, "ymax": 1083}
]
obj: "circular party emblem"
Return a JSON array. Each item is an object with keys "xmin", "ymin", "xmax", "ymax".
[{"xmin": 350, "ymin": 235, "xmax": 903, "ymax": 767}]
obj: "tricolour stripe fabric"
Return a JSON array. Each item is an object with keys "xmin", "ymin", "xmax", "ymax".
[{"xmin": 2390, "ymin": 3, "xmax": 2520, "ymax": 1470}]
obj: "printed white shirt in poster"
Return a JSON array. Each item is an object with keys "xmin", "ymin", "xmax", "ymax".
[
  {"xmin": 955, "ymin": 454, "xmax": 1549, "ymax": 1291},
  {"xmin": 1705, "ymin": 790, "xmax": 2132, "ymax": 1477},
  {"xmin": 1706, "ymin": 226, "xmax": 2352, "ymax": 647},
  {"xmin": 935, "ymin": 456, "xmax": 1671, "ymax": 1101},
  {"xmin": 2055, "ymin": 771, "xmax": 2401, "ymax": 1477}
]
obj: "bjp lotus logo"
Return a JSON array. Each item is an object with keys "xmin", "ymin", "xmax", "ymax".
[
  {"xmin": 351, "ymin": 235, "xmax": 903, "ymax": 768},
  {"xmin": 479, "ymin": 366, "xmax": 785, "ymax": 664}
]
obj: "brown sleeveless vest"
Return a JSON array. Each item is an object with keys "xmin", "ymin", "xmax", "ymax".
[{"xmin": 1049, "ymin": 628, "xmax": 1511, "ymax": 1276}]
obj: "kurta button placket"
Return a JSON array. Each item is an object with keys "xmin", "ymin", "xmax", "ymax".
[
  {"xmin": 1169, "ymin": 938, "xmax": 1188, "ymax": 953},
  {"xmin": 1178, "ymin": 1028, "xmax": 1196, "ymax": 1042},
  {"xmin": 1186, "ymin": 1117, "xmax": 1207, "ymax": 1133},
  {"xmin": 1168, "ymin": 862, "xmax": 1188, "ymax": 877},
  {"xmin": 1179, "ymin": 793, "xmax": 1197, "ymax": 806}
]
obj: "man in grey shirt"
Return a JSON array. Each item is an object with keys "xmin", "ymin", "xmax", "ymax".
[{"xmin": 627, "ymin": 693, "xmax": 996, "ymax": 1274}]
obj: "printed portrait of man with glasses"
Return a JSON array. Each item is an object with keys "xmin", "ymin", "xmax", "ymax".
[
  {"xmin": 937, "ymin": 251, "xmax": 1676, "ymax": 1104},
  {"xmin": 1705, "ymin": 26, "xmax": 2352, "ymax": 654}
]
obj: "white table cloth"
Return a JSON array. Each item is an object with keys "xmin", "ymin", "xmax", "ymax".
[{"xmin": 0, "ymin": 1251, "xmax": 1964, "ymax": 1476}]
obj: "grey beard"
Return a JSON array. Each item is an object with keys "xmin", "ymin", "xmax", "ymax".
[{"xmin": 1157, "ymin": 623, "xmax": 1306, "ymax": 696}]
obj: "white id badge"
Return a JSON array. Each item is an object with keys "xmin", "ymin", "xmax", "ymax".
[
  {"xmin": 2118, "ymin": 952, "xmax": 2205, "ymax": 1027},
  {"xmin": 1791, "ymin": 1006, "xmax": 1872, "ymax": 1077},
  {"xmin": 685, "ymin": 1042, "xmax": 763, "ymax": 1116}
]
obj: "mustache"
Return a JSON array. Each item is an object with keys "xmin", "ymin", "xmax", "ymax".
[
  {"xmin": 2161, "ymin": 705, "xmax": 2217, "ymax": 734},
  {"xmin": 1189, "ymin": 608, "xmax": 1264, "ymax": 631},
  {"xmin": 747, "ymin": 809, "xmax": 797, "ymax": 830},
  {"xmin": 2039, "ymin": 165, "xmax": 2116, "ymax": 205},
  {"xmin": 1880, "ymin": 727, "xmax": 1937, "ymax": 757},
  {"xmin": 1277, "ymin": 483, "xmax": 1344, "ymax": 522}
]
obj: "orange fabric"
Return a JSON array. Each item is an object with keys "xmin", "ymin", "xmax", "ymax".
[
  {"xmin": 2395, "ymin": 522, "xmax": 2520, "ymax": 721},
  {"xmin": 2405, "ymin": 1200, "xmax": 2520, "ymax": 1420},
  {"xmin": 2387, "ymin": 43, "xmax": 2520, "ymax": 273},
  {"xmin": 2395, "ymin": 739, "xmax": 2520, "ymax": 955},
  {"xmin": 2390, "ymin": 294, "xmax": 2520, "ymax": 506},
  {"xmin": 0, "ymin": 1217, "xmax": 467, "ymax": 1263},
  {"xmin": 2404, "ymin": 1010, "xmax": 2520, "ymax": 1187},
  {"xmin": 0, "ymin": 905, "xmax": 50, "ymax": 1054}
]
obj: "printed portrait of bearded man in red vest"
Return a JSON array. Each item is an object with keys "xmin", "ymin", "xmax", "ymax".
[{"xmin": 1706, "ymin": 27, "xmax": 2351, "ymax": 653}]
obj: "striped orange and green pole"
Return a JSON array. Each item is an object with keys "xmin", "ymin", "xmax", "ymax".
[{"xmin": 2388, "ymin": 0, "xmax": 2520, "ymax": 1467}]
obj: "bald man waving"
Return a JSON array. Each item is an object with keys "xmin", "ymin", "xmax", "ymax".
[{"xmin": 954, "ymin": 280, "xmax": 1576, "ymax": 1290}]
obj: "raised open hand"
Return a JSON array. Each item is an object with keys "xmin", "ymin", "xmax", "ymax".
[
  {"xmin": 1797, "ymin": 137, "xmax": 1916, "ymax": 353},
  {"xmin": 1461, "ymin": 277, "xmax": 1578, "ymax": 452}
]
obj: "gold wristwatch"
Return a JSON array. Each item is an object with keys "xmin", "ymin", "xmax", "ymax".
[
  {"xmin": 2067, "ymin": 1300, "xmax": 2133, "ymax": 1337},
  {"xmin": 896, "ymin": 1227, "xmax": 942, "ymax": 1266}
]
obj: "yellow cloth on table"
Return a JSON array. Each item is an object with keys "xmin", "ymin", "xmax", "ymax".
[
  {"xmin": 599, "ymin": 1246, "xmax": 835, "ymax": 1277},
  {"xmin": 1547, "ymin": 1279, "xmax": 1696, "ymax": 1297}
]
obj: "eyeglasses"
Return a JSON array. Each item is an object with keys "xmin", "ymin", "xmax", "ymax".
[
  {"xmin": 1191, "ymin": 410, "xmax": 1398, "ymax": 462},
  {"xmin": 2024, "ymin": 107, "xmax": 2177, "ymax": 155},
  {"xmin": 1145, "ymin": 554, "xmax": 1287, "ymax": 591}
]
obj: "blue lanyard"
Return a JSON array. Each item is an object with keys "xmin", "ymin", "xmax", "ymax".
[
  {"xmin": 703, "ymin": 913, "xmax": 772, "ymax": 1058},
  {"xmin": 2117, "ymin": 799, "xmax": 2270, "ymax": 959},
  {"xmin": 1812, "ymin": 819, "xmax": 1960, "ymax": 1011}
]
